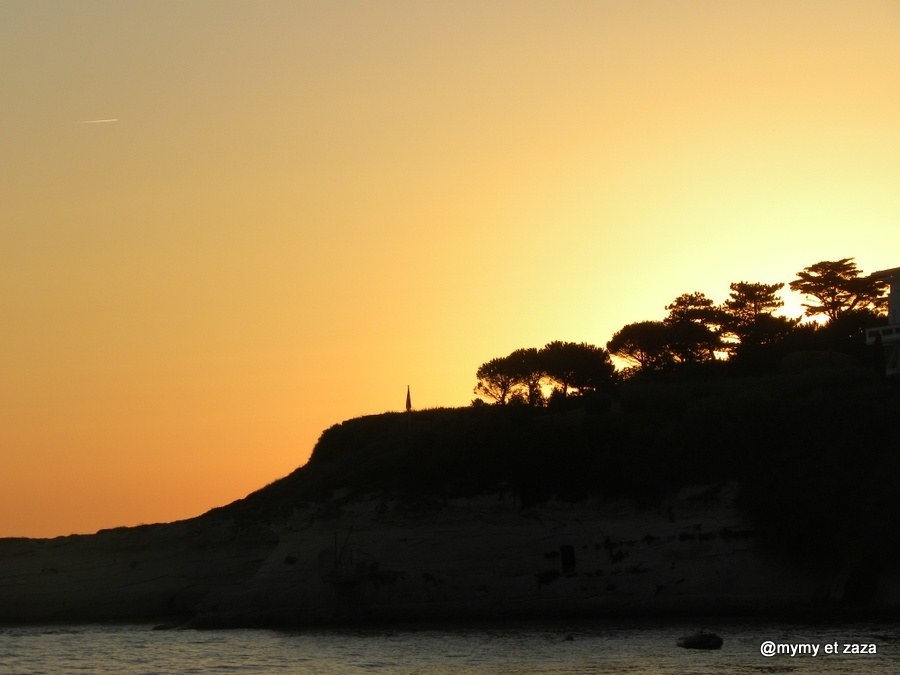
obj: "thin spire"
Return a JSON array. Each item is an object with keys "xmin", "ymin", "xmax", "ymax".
[{"xmin": 405, "ymin": 385, "xmax": 412, "ymax": 412}]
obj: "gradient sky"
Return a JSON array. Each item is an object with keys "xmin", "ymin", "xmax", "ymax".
[{"xmin": 3, "ymin": 0, "xmax": 900, "ymax": 538}]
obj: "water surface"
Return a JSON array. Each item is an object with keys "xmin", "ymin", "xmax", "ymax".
[{"xmin": 0, "ymin": 618, "xmax": 895, "ymax": 673}]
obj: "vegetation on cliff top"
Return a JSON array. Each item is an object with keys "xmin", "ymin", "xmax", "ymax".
[{"xmin": 473, "ymin": 258, "xmax": 888, "ymax": 405}]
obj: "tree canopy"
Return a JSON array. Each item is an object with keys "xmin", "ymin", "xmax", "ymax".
[
  {"xmin": 474, "ymin": 341, "xmax": 616, "ymax": 406},
  {"xmin": 662, "ymin": 292, "xmax": 726, "ymax": 363},
  {"xmin": 724, "ymin": 282, "xmax": 784, "ymax": 324},
  {"xmin": 474, "ymin": 356, "xmax": 520, "ymax": 405},
  {"xmin": 720, "ymin": 282, "xmax": 797, "ymax": 350},
  {"xmin": 789, "ymin": 258, "xmax": 887, "ymax": 322},
  {"xmin": 476, "ymin": 257, "xmax": 891, "ymax": 392},
  {"xmin": 606, "ymin": 320, "xmax": 672, "ymax": 372}
]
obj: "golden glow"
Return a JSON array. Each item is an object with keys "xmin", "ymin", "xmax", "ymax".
[{"xmin": 2, "ymin": 1, "xmax": 899, "ymax": 536}]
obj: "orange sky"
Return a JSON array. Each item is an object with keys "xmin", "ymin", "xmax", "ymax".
[{"xmin": 3, "ymin": 1, "xmax": 900, "ymax": 537}]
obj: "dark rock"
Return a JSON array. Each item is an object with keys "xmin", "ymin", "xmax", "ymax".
[{"xmin": 677, "ymin": 632, "xmax": 723, "ymax": 650}]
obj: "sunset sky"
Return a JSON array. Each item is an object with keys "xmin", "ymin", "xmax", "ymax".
[{"xmin": 3, "ymin": 1, "xmax": 900, "ymax": 537}]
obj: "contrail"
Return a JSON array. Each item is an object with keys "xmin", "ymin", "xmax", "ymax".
[{"xmin": 78, "ymin": 118, "xmax": 119, "ymax": 124}]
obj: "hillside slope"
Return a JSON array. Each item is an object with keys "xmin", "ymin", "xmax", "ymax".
[{"xmin": 2, "ymin": 366, "xmax": 899, "ymax": 625}]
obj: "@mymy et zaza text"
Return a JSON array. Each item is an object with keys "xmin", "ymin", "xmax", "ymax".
[{"xmin": 760, "ymin": 641, "xmax": 877, "ymax": 657}]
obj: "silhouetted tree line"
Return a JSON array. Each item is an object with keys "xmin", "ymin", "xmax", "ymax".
[
  {"xmin": 474, "ymin": 341, "xmax": 617, "ymax": 407},
  {"xmin": 475, "ymin": 258, "xmax": 889, "ymax": 402}
]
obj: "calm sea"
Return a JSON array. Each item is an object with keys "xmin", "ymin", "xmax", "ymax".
[{"xmin": 0, "ymin": 618, "xmax": 896, "ymax": 673}]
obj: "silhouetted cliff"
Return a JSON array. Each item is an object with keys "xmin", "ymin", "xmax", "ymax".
[
  {"xmin": 2, "ymin": 365, "xmax": 899, "ymax": 625},
  {"xmin": 216, "ymin": 365, "xmax": 900, "ymax": 567}
]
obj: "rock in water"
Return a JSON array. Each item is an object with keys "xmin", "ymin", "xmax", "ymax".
[{"xmin": 677, "ymin": 632, "xmax": 723, "ymax": 650}]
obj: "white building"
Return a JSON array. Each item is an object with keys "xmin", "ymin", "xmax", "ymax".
[{"xmin": 865, "ymin": 266, "xmax": 900, "ymax": 377}]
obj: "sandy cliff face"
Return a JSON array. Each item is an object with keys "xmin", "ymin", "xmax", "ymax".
[
  {"xmin": 190, "ymin": 483, "xmax": 842, "ymax": 626},
  {"xmin": 0, "ymin": 519, "xmax": 277, "ymax": 622},
  {"xmin": 0, "ymin": 482, "xmax": 889, "ymax": 625}
]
